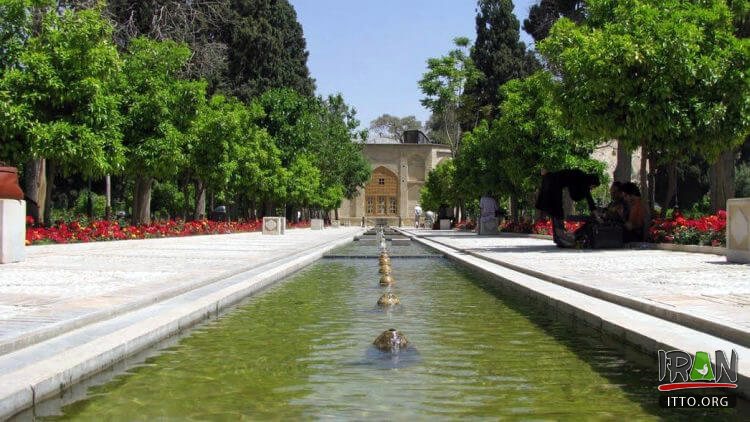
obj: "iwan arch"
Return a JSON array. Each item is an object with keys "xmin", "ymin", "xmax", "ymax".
[{"xmin": 337, "ymin": 132, "xmax": 452, "ymax": 226}]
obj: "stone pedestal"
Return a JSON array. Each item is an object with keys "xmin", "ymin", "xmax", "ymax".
[
  {"xmin": 262, "ymin": 217, "xmax": 285, "ymax": 235},
  {"xmin": 311, "ymin": 218, "xmax": 324, "ymax": 230},
  {"xmin": 0, "ymin": 199, "xmax": 26, "ymax": 264},
  {"xmin": 439, "ymin": 219, "xmax": 451, "ymax": 230},
  {"xmin": 727, "ymin": 198, "xmax": 750, "ymax": 263},
  {"xmin": 331, "ymin": 220, "xmax": 340, "ymax": 228},
  {"xmin": 479, "ymin": 217, "xmax": 500, "ymax": 235}
]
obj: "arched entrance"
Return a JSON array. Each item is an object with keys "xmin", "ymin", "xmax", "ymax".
[{"xmin": 365, "ymin": 166, "xmax": 399, "ymax": 217}]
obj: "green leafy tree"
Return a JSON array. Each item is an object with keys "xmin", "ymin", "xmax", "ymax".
[
  {"xmin": 1, "ymin": 4, "xmax": 123, "ymax": 225},
  {"xmin": 187, "ymin": 94, "xmax": 247, "ymax": 218},
  {"xmin": 708, "ymin": 0, "xmax": 750, "ymax": 212},
  {"xmin": 229, "ymin": 103, "xmax": 287, "ymax": 220},
  {"xmin": 318, "ymin": 93, "xmax": 370, "ymax": 200},
  {"xmin": 420, "ymin": 160, "xmax": 459, "ymax": 212},
  {"xmin": 227, "ymin": 0, "xmax": 314, "ymax": 101},
  {"xmin": 1, "ymin": 3, "xmax": 123, "ymax": 174},
  {"xmin": 539, "ymin": 0, "xmax": 750, "ymax": 216},
  {"xmin": 458, "ymin": 71, "xmax": 603, "ymax": 220},
  {"xmin": 255, "ymin": 89, "xmax": 369, "ymax": 216},
  {"xmin": 466, "ymin": 0, "xmax": 539, "ymax": 123},
  {"xmin": 419, "ymin": 37, "xmax": 480, "ymax": 157},
  {"xmin": 121, "ymin": 37, "xmax": 206, "ymax": 224},
  {"xmin": 285, "ymin": 154, "xmax": 321, "ymax": 209}
]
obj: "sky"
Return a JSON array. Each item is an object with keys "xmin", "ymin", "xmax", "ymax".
[{"xmin": 289, "ymin": 0, "xmax": 538, "ymax": 133}]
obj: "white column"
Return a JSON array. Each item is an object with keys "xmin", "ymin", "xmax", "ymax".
[
  {"xmin": 0, "ymin": 199, "xmax": 26, "ymax": 264},
  {"xmin": 727, "ymin": 198, "xmax": 750, "ymax": 263}
]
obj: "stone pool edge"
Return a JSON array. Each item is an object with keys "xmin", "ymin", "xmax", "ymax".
[
  {"xmin": 402, "ymin": 230, "xmax": 750, "ymax": 399},
  {"xmin": 0, "ymin": 229, "xmax": 363, "ymax": 421}
]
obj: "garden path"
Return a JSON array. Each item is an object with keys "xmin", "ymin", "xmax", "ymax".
[{"xmin": 0, "ymin": 227, "xmax": 362, "ymax": 355}]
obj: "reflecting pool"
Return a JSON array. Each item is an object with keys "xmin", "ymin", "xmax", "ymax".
[{"xmin": 37, "ymin": 242, "xmax": 743, "ymax": 420}]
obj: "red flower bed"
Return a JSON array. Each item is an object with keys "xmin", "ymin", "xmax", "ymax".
[
  {"xmin": 454, "ymin": 220, "xmax": 476, "ymax": 231},
  {"xmin": 26, "ymin": 218, "xmax": 262, "ymax": 245},
  {"xmin": 650, "ymin": 210, "xmax": 726, "ymax": 247},
  {"xmin": 287, "ymin": 220, "xmax": 311, "ymax": 229},
  {"xmin": 506, "ymin": 219, "xmax": 582, "ymax": 235}
]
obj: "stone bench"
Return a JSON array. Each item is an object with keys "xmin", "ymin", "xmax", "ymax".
[
  {"xmin": 0, "ymin": 199, "xmax": 26, "ymax": 264},
  {"xmin": 262, "ymin": 217, "xmax": 285, "ymax": 235},
  {"xmin": 727, "ymin": 198, "xmax": 750, "ymax": 264},
  {"xmin": 311, "ymin": 218, "xmax": 324, "ymax": 230}
]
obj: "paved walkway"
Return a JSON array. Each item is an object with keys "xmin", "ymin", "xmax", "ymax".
[
  {"xmin": 0, "ymin": 227, "xmax": 362, "ymax": 355},
  {"xmin": 402, "ymin": 229, "xmax": 750, "ymax": 346}
]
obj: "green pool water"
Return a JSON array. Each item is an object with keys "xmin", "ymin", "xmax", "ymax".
[{"xmin": 39, "ymin": 244, "xmax": 742, "ymax": 420}]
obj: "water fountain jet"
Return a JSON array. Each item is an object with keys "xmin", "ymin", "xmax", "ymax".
[
  {"xmin": 379, "ymin": 274, "xmax": 395, "ymax": 286},
  {"xmin": 373, "ymin": 329, "xmax": 409, "ymax": 352},
  {"xmin": 377, "ymin": 292, "xmax": 400, "ymax": 306}
]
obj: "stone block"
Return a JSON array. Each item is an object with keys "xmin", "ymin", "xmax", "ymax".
[
  {"xmin": 0, "ymin": 199, "xmax": 26, "ymax": 264},
  {"xmin": 331, "ymin": 220, "xmax": 340, "ymax": 228},
  {"xmin": 311, "ymin": 218, "xmax": 324, "ymax": 230},
  {"xmin": 727, "ymin": 198, "xmax": 750, "ymax": 263},
  {"xmin": 439, "ymin": 219, "xmax": 451, "ymax": 230},
  {"xmin": 391, "ymin": 238, "xmax": 411, "ymax": 246},
  {"xmin": 479, "ymin": 217, "xmax": 500, "ymax": 235},
  {"xmin": 262, "ymin": 217, "xmax": 285, "ymax": 235}
]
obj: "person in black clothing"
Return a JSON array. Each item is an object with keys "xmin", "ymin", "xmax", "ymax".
[{"xmin": 535, "ymin": 169, "xmax": 601, "ymax": 247}]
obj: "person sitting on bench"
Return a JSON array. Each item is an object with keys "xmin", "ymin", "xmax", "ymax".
[
  {"xmin": 605, "ymin": 181, "xmax": 626, "ymax": 222},
  {"xmin": 535, "ymin": 169, "xmax": 601, "ymax": 248},
  {"xmin": 620, "ymin": 182, "xmax": 645, "ymax": 242}
]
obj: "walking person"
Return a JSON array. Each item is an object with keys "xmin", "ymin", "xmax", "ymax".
[{"xmin": 414, "ymin": 204, "xmax": 423, "ymax": 229}]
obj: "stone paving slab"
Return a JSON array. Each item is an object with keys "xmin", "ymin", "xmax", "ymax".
[
  {"xmin": 0, "ymin": 227, "xmax": 361, "ymax": 354},
  {"xmin": 403, "ymin": 230, "xmax": 750, "ymax": 345}
]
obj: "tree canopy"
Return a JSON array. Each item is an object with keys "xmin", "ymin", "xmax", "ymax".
[
  {"xmin": 0, "ymin": 4, "xmax": 124, "ymax": 177},
  {"xmin": 539, "ymin": 0, "xmax": 750, "ymax": 164},
  {"xmin": 419, "ymin": 37, "xmax": 480, "ymax": 157},
  {"xmin": 456, "ymin": 71, "xmax": 603, "ymax": 201},
  {"xmin": 227, "ymin": 0, "xmax": 315, "ymax": 101},
  {"xmin": 523, "ymin": 0, "xmax": 586, "ymax": 42},
  {"xmin": 466, "ymin": 0, "xmax": 539, "ymax": 122},
  {"xmin": 369, "ymin": 114, "xmax": 422, "ymax": 141}
]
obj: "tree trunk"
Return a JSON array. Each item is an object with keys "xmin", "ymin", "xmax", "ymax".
[
  {"xmin": 334, "ymin": 208, "xmax": 339, "ymax": 220},
  {"xmin": 640, "ymin": 142, "xmax": 650, "ymax": 240},
  {"xmin": 23, "ymin": 158, "xmax": 46, "ymax": 225},
  {"xmin": 105, "ymin": 175, "xmax": 112, "ymax": 220},
  {"xmin": 709, "ymin": 149, "xmax": 736, "ymax": 213},
  {"xmin": 661, "ymin": 162, "xmax": 678, "ymax": 214},
  {"xmin": 509, "ymin": 196, "xmax": 520, "ymax": 223},
  {"xmin": 132, "ymin": 176, "xmax": 153, "ymax": 225},
  {"xmin": 194, "ymin": 180, "xmax": 206, "ymax": 220},
  {"xmin": 43, "ymin": 160, "xmax": 55, "ymax": 227},
  {"xmin": 285, "ymin": 204, "xmax": 293, "ymax": 221},
  {"xmin": 181, "ymin": 180, "xmax": 190, "ymax": 221},
  {"xmin": 613, "ymin": 139, "xmax": 632, "ymax": 182}
]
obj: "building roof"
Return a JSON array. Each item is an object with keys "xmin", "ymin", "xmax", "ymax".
[{"xmin": 365, "ymin": 136, "xmax": 401, "ymax": 144}]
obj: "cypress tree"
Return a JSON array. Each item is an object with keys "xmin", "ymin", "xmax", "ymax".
[
  {"xmin": 522, "ymin": 0, "xmax": 586, "ymax": 42},
  {"xmin": 228, "ymin": 0, "xmax": 315, "ymax": 101},
  {"xmin": 467, "ymin": 0, "xmax": 538, "ymax": 123}
]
